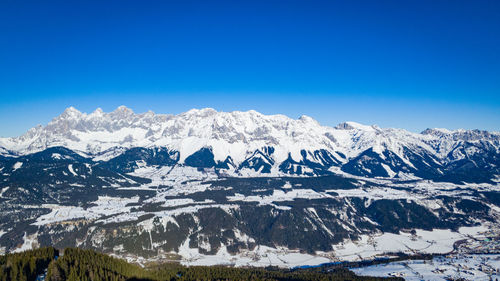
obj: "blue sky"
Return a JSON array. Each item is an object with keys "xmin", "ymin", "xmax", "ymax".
[{"xmin": 0, "ymin": 0, "xmax": 499, "ymax": 137}]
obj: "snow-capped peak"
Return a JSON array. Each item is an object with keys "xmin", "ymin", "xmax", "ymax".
[
  {"xmin": 335, "ymin": 121, "xmax": 378, "ymax": 131},
  {"xmin": 90, "ymin": 108, "xmax": 104, "ymax": 117},
  {"xmin": 59, "ymin": 106, "xmax": 83, "ymax": 119},
  {"xmin": 298, "ymin": 115, "xmax": 320, "ymax": 125},
  {"xmin": 421, "ymin": 127, "xmax": 500, "ymax": 141},
  {"xmin": 112, "ymin": 105, "xmax": 134, "ymax": 115}
]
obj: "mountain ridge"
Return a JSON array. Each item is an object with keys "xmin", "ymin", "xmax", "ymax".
[{"xmin": 0, "ymin": 106, "xmax": 498, "ymax": 183}]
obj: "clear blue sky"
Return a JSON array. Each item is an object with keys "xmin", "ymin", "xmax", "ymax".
[{"xmin": 0, "ymin": 0, "xmax": 499, "ymax": 137}]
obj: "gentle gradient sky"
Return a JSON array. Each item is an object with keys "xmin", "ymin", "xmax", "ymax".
[{"xmin": 0, "ymin": 0, "xmax": 499, "ymax": 137}]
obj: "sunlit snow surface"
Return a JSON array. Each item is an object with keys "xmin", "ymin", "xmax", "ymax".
[
  {"xmin": 176, "ymin": 242, "xmax": 331, "ymax": 268},
  {"xmin": 12, "ymin": 232, "xmax": 39, "ymax": 253},
  {"xmin": 33, "ymin": 196, "xmax": 140, "ymax": 226},
  {"xmin": 353, "ymin": 254, "xmax": 500, "ymax": 281}
]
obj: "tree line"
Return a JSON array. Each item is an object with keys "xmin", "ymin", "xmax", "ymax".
[
  {"xmin": 2, "ymin": 247, "xmax": 402, "ymax": 281},
  {"xmin": 0, "ymin": 247, "xmax": 57, "ymax": 281}
]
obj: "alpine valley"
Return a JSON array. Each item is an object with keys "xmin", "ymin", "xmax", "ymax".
[{"xmin": 0, "ymin": 107, "xmax": 499, "ymax": 270}]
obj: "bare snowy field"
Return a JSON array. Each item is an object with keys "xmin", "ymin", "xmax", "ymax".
[
  {"xmin": 116, "ymin": 225, "xmax": 491, "ymax": 268},
  {"xmin": 352, "ymin": 254, "xmax": 500, "ymax": 281}
]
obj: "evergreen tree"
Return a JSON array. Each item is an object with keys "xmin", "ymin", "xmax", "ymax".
[{"xmin": 2, "ymin": 247, "xmax": 401, "ymax": 281}]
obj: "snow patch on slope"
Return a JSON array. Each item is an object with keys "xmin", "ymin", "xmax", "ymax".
[{"xmin": 68, "ymin": 164, "xmax": 78, "ymax": 176}]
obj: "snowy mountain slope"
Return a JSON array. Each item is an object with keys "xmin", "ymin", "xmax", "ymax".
[
  {"xmin": 0, "ymin": 146, "xmax": 151, "ymax": 205},
  {"xmin": 0, "ymin": 106, "xmax": 498, "ymax": 182},
  {"xmin": 1, "ymin": 163, "xmax": 498, "ymax": 265}
]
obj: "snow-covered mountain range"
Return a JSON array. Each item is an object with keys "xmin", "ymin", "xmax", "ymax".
[
  {"xmin": 1, "ymin": 106, "xmax": 499, "ymax": 183},
  {"xmin": 1, "ymin": 106, "xmax": 499, "ymax": 268}
]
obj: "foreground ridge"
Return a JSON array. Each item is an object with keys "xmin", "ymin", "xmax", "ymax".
[{"xmin": 1, "ymin": 247, "xmax": 398, "ymax": 281}]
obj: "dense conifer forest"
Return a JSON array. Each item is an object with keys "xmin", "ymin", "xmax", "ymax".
[
  {"xmin": 0, "ymin": 247, "xmax": 401, "ymax": 281},
  {"xmin": 0, "ymin": 247, "xmax": 57, "ymax": 281}
]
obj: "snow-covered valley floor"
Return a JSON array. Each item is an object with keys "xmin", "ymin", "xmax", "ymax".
[{"xmin": 352, "ymin": 254, "xmax": 500, "ymax": 281}]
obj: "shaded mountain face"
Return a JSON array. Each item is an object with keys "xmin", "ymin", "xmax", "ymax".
[
  {"xmin": 0, "ymin": 146, "xmax": 150, "ymax": 205},
  {"xmin": 0, "ymin": 107, "xmax": 498, "ymax": 183}
]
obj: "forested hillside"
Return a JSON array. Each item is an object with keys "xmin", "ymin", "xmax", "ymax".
[
  {"xmin": 0, "ymin": 247, "xmax": 57, "ymax": 281},
  {"xmin": 0, "ymin": 247, "xmax": 400, "ymax": 281}
]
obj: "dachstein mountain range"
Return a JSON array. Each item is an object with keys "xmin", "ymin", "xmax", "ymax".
[
  {"xmin": 0, "ymin": 106, "xmax": 499, "ymax": 267},
  {"xmin": 1, "ymin": 106, "xmax": 499, "ymax": 183}
]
